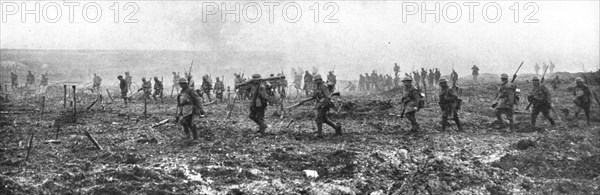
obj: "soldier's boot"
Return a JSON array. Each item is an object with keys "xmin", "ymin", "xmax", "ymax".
[
  {"xmin": 531, "ymin": 117, "xmax": 537, "ymax": 127},
  {"xmin": 258, "ymin": 123, "xmax": 267, "ymax": 134},
  {"xmin": 585, "ymin": 110, "xmax": 591, "ymax": 125},
  {"xmin": 316, "ymin": 123, "xmax": 324, "ymax": 138},
  {"xmin": 334, "ymin": 123, "xmax": 342, "ymax": 135},
  {"xmin": 548, "ymin": 117, "xmax": 556, "ymax": 127},
  {"xmin": 190, "ymin": 125, "xmax": 199, "ymax": 140},
  {"xmin": 183, "ymin": 127, "xmax": 191, "ymax": 139},
  {"xmin": 440, "ymin": 116, "xmax": 448, "ymax": 131},
  {"xmin": 409, "ymin": 118, "xmax": 420, "ymax": 132},
  {"xmin": 509, "ymin": 119, "xmax": 516, "ymax": 131},
  {"xmin": 455, "ymin": 119, "xmax": 464, "ymax": 132}
]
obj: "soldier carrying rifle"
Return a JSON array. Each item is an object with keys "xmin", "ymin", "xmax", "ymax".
[
  {"xmin": 438, "ymin": 78, "xmax": 463, "ymax": 132},
  {"xmin": 247, "ymin": 74, "xmax": 274, "ymax": 134},
  {"xmin": 527, "ymin": 76, "xmax": 555, "ymax": 127},
  {"xmin": 573, "ymin": 77, "xmax": 592, "ymax": 125},
  {"xmin": 313, "ymin": 74, "xmax": 342, "ymax": 138},
  {"xmin": 401, "ymin": 76, "xmax": 422, "ymax": 133},
  {"xmin": 492, "ymin": 73, "xmax": 516, "ymax": 131},
  {"xmin": 176, "ymin": 78, "xmax": 205, "ymax": 140}
]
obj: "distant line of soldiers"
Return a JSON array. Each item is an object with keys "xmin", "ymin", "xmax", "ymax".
[
  {"xmin": 9, "ymin": 71, "xmax": 48, "ymax": 89},
  {"xmin": 358, "ymin": 71, "xmax": 396, "ymax": 91}
]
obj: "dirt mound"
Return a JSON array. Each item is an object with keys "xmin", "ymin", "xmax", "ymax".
[{"xmin": 390, "ymin": 155, "xmax": 524, "ymax": 194}]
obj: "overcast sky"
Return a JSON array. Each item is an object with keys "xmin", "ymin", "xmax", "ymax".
[{"xmin": 1, "ymin": 1, "xmax": 598, "ymax": 76}]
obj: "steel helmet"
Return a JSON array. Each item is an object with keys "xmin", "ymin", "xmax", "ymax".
[
  {"xmin": 575, "ymin": 77, "xmax": 583, "ymax": 83},
  {"xmin": 500, "ymin": 73, "xmax": 509, "ymax": 79},
  {"xmin": 178, "ymin": 78, "xmax": 188, "ymax": 84},
  {"xmin": 531, "ymin": 76, "xmax": 540, "ymax": 81},
  {"xmin": 401, "ymin": 76, "xmax": 413, "ymax": 82},
  {"xmin": 438, "ymin": 78, "xmax": 448, "ymax": 84},
  {"xmin": 313, "ymin": 74, "xmax": 322, "ymax": 81}
]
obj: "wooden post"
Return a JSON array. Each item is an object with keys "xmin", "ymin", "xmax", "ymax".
[
  {"xmin": 55, "ymin": 126, "xmax": 60, "ymax": 139},
  {"xmin": 40, "ymin": 96, "xmax": 45, "ymax": 121},
  {"xmin": 227, "ymin": 86, "xmax": 230, "ymax": 103},
  {"xmin": 63, "ymin": 85, "xmax": 67, "ymax": 108},
  {"xmin": 144, "ymin": 96, "xmax": 147, "ymax": 118},
  {"xmin": 106, "ymin": 89, "xmax": 114, "ymax": 102},
  {"xmin": 72, "ymin": 85, "xmax": 76, "ymax": 121},
  {"xmin": 84, "ymin": 130, "xmax": 103, "ymax": 150},
  {"xmin": 25, "ymin": 131, "xmax": 35, "ymax": 162}
]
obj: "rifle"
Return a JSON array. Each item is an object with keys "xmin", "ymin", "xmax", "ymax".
[
  {"xmin": 187, "ymin": 60, "xmax": 194, "ymax": 80},
  {"xmin": 581, "ymin": 74, "xmax": 600, "ymax": 107},
  {"xmin": 492, "ymin": 61, "xmax": 524, "ymax": 108},
  {"xmin": 525, "ymin": 65, "xmax": 548, "ymax": 110},
  {"xmin": 511, "ymin": 61, "xmax": 525, "ymax": 83},
  {"xmin": 285, "ymin": 92, "xmax": 340, "ymax": 110}
]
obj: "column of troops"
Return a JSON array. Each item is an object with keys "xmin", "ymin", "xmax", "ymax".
[{"xmin": 8, "ymin": 71, "xmax": 49, "ymax": 91}]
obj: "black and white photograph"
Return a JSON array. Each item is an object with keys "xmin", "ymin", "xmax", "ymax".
[{"xmin": 1, "ymin": 0, "xmax": 599, "ymax": 194}]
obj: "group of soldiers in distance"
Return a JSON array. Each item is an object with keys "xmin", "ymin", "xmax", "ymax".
[
  {"xmin": 288, "ymin": 67, "xmax": 339, "ymax": 97},
  {"xmin": 8, "ymin": 71, "xmax": 49, "ymax": 91},
  {"xmin": 356, "ymin": 64, "xmax": 473, "ymax": 93}
]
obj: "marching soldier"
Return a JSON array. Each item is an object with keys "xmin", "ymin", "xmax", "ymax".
[
  {"xmin": 420, "ymin": 68, "xmax": 428, "ymax": 89},
  {"xmin": 118, "ymin": 75, "xmax": 130, "ymax": 106},
  {"xmin": 573, "ymin": 77, "xmax": 591, "ymax": 125},
  {"xmin": 248, "ymin": 74, "xmax": 272, "ymax": 133},
  {"xmin": 11, "ymin": 72, "xmax": 18, "ymax": 89},
  {"xmin": 364, "ymin": 73, "xmax": 371, "ymax": 90},
  {"xmin": 125, "ymin": 71, "xmax": 132, "ymax": 91},
  {"xmin": 176, "ymin": 78, "xmax": 205, "ymax": 140},
  {"xmin": 40, "ymin": 73, "xmax": 49, "ymax": 93},
  {"xmin": 527, "ymin": 76, "xmax": 556, "ymax": 127},
  {"xmin": 187, "ymin": 73, "xmax": 195, "ymax": 89},
  {"xmin": 393, "ymin": 63, "xmax": 400, "ymax": 77},
  {"xmin": 550, "ymin": 75, "xmax": 561, "ymax": 91},
  {"xmin": 201, "ymin": 75, "xmax": 213, "ymax": 102},
  {"xmin": 534, "ymin": 63, "xmax": 540, "ymax": 75},
  {"xmin": 471, "ymin": 65, "xmax": 479, "ymax": 82},
  {"xmin": 303, "ymin": 71, "xmax": 313, "ymax": 97},
  {"xmin": 26, "ymin": 71, "xmax": 35, "ymax": 86},
  {"xmin": 428, "ymin": 69, "xmax": 435, "ymax": 88},
  {"xmin": 434, "ymin": 68, "xmax": 441, "ymax": 85},
  {"xmin": 234, "ymin": 73, "xmax": 249, "ymax": 100},
  {"xmin": 172, "ymin": 72, "xmax": 181, "ymax": 92},
  {"xmin": 138, "ymin": 77, "xmax": 152, "ymax": 100},
  {"xmin": 313, "ymin": 74, "xmax": 342, "ymax": 138},
  {"xmin": 438, "ymin": 78, "xmax": 463, "ymax": 131},
  {"xmin": 152, "ymin": 77, "xmax": 163, "ymax": 103},
  {"xmin": 451, "ymin": 69, "xmax": 459, "ymax": 92},
  {"xmin": 401, "ymin": 76, "xmax": 421, "ymax": 132},
  {"xmin": 371, "ymin": 71, "xmax": 378, "ymax": 90},
  {"xmin": 92, "ymin": 73, "xmax": 102, "ymax": 92},
  {"xmin": 327, "ymin": 71, "xmax": 337, "ymax": 91},
  {"xmin": 493, "ymin": 73, "xmax": 516, "ymax": 130},
  {"xmin": 40, "ymin": 73, "xmax": 48, "ymax": 87},
  {"xmin": 413, "ymin": 71, "xmax": 421, "ymax": 88},
  {"xmin": 214, "ymin": 77, "xmax": 225, "ymax": 102}
]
